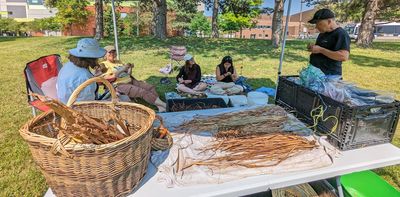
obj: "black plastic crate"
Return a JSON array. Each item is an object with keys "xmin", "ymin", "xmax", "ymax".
[
  {"xmin": 276, "ymin": 76, "xmax": 400, "ymax": 151},
  {"xmin": 166, "ymin": 97, "xmax": 228, "ymax": 112}
]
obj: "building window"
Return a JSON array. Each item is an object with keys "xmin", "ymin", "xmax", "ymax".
[
  {"xmin": 265, "ymin": 34, "xmax": 268, "ymax": 37},
  {"xmin": 259, "ymin": 34, "xmax": 262, "ymax": 37},
  {"xmin": 8, "ymin": 11, "xmax": 13, "ymax": 15}
]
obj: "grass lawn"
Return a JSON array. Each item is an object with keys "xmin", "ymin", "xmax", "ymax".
[{"xmin": 0, "ymin": 36, "xmax": 399, "ymax": 196}]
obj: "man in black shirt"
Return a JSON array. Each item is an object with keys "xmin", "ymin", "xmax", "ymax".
[{"xmin": 308, "ymin": 9, "xmax": 350, "ymax": 76}]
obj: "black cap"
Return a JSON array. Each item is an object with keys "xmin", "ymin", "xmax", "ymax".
[{"xmin": 308, "ymin": 8, "xmax": 335, "ymax": 24}]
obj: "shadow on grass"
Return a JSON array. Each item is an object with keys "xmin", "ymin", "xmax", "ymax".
[
  {"xmin": 350, "ymin": 54, "xmax": 400, "ymax": 68},
  {"xmin": 371, "ymin": 41, "xmax": 400, "ymax": 52},
  {"xmin": 105, "ymin": 36, "xmax": 310, "ymax": 62},
  {"xmin": 0, "ymin": 37, "xmax": 16, "ymax": 42}
]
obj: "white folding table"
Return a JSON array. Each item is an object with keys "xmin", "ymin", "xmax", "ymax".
[{"xmin": 45, "ymin": 107, "xmax": 400, "ymax": 197}]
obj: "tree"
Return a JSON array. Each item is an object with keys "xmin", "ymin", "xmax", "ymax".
[
  {"xmin": 140, "ymin": 0, "xmax": 168, "ymax": 39},
  {"xmin": 220, "ymin": 0, "xmax": 263, "ymax": 38},
  {"xmin": 306, "ymin": 0, "xmax": 400, "ymax": 47},
  {"xmin": 356, "ymin": 0, "xmax": 380, "ymax": 47},
  {"xmin": 271, "ymin": 0, "xmax": 284, "ymax": 48},
  {"xmin": 220, "ymin": 12, "xmax": 256, "ymax": 38},
  {"xmin": 170, "ymin": 0, "xmax": 201, "ymax": 36},
  {"xmin": 152, "ymin": 0, "xmax": 168, "ymax": 39},
  {"xmin": 219, "ymin": 13, "xmax": 240, "ymax": 35},
  {"xmin": 123, "ymin": 12, "xmax": 139, "ymax": 36},
  {"xmin": 44, "ymin": 0, "xmax": 90, "ymax": 36},
  {"xmin": 104, "ymin": 4, "xmax": 123, "ymax": 37},
  {"xmin": 189, "ymin": 12, "xmax": 211, "ymax": 37},
  {"xmin": 94, "ymin": 0, "xmax": 104, "ymax": 40},
  {"xmin": 212, "ymin": 0, "xmax": 220, "ymax": 38}
]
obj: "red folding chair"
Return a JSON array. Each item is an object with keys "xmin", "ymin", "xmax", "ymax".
[{"xmin": 24, "ymin": 54, "xmax": 62, "ymax": 116}]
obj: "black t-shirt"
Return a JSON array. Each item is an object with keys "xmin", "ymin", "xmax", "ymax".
[
  {"xmin": 310, "ymin": 27, "xmax": 350, "ymax": 75},
  {"xmin": 176, "ymin": 64, "xmax": 202, "ymax": 88},
  {"xmin": 217, "ymin": 64, "xmax": 235, "ymax": 83}
]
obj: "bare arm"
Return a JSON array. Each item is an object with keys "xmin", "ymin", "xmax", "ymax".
[
  {"xmin": 216, "ymin": 66, "xmax": 229, "ymax": 81},
  {"xmin": 231, "ymin": 67, "xmax": 239, "ymax": 81},
  {"xmin": 311, "ymin": 45, "xmax": 349, "ymax": 61}
]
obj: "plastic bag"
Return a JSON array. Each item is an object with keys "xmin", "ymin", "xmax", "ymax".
[{"xmin": 299, "ymin": 64, "xmax": 326, "ymax": 92}]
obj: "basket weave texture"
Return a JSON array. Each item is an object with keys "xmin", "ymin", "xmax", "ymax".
[{"xmin": 19, "ymin": 77, "xmax": 156, "ymax": 197}]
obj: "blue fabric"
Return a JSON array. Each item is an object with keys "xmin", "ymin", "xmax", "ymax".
[
  {"xmin": 299, "ymin": 64, "xmax": 326, "ymax": 92},
  {"xmin": 57, "ymin": 61, "xmax": 96, "ymax": 104},
  {"xmin": 256, "ymin": 87, "xmax": 276, "ymax": 97},
  {"xmin": 234, "ymin": 76, "xmax": 253, "ymax": 93}
]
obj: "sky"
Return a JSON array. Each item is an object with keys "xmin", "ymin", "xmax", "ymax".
[{"xmin": 204, "ymin": 0, "xmax": 315, "ymax": 16}]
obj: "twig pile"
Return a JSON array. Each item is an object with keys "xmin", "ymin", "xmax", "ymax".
[
  {"xmin": 182, "ymin": 133, "xmax": 317, "ymax": 170},
  {"xmin": 175, "ymin": 106, "xmax": 288, "ymax": 136},
  {"xmin": 31, "ymin": 94, "xmax": 133, "ymax": 145}
]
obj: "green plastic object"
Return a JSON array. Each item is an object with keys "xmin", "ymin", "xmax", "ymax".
[{"xmin": 341, "ymin": 170, "xmax": 400, "ymax": 197}]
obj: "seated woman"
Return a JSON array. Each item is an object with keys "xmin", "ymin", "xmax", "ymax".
[
  {"xmin": 99, "ymin": 45, "xmax": 167, "ymax": 112},
  {"xmin": 57, "ymin": 38, "xmax": 106, "ymax": 104},
  {"xmin": 211, "ymin": 56, "xmax": 243, "ymax": 95},
  {"xmin": 176, "ymin": 54, "xmax": 207, "ymax": 95}
]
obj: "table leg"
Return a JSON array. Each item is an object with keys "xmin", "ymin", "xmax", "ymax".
[{"xmin": 336, "ymin": 176, "xmax": 344, "ymax": 197}]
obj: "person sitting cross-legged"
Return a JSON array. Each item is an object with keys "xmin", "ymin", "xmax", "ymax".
[{"xmin": 176, "ymin": 54, "xmax": 207, "ymax": 95}]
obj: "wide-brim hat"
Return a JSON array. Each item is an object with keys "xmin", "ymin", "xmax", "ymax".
[
  {"xmin": 69, "ymin": 38, "xmax": 106, "ymax": 58},
  {"xmin": 104, "ymin": 45, "xmax": 116, "ymax": 53}
]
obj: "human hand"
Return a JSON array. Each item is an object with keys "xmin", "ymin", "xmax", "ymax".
[
  {"xmin": 178, "ymin": 78, "xmax": 184, "ymax": 83},
  {"xmin": 226, "ymin": 72, "xmax": 232, "ymax": 76},
  {"xmin": 307, "ymin": 43, "xmax": 313, "ymax": 51},
  {"xmin": 126, "ymin": 63, "xmax": 134, "ymax": 68},
  {"xmin": 184, "ymin": 80, "xmax": 192, "ymax": 84},
  {"xmin": 310, "ymin": 45, "xmax": 323, "ymax": 54}
]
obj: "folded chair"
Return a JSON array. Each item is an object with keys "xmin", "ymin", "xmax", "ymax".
[
  {"xmin": 24, "ymin": 54, "xmax": 62, "ymax": 116},
  {"xmin": 169, "ymin": 45, "xmax": 187, "ymax": 71}
]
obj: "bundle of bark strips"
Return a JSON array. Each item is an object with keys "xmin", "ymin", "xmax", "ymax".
[
  {"xmin": 31, "ymin": 94, "xmax": 130, "ymax": 145},
  {"xmin": 175, "ymin": 106, "xmax": 288, "ymax": 136},
  {"xmin": 181, "ymin": 133, "xmax": 317, "ymax": 170}
]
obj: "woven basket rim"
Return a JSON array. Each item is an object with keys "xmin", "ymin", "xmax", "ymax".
[{"xmin": 19, "ymin": 101, "xmax": 156, "ymax": 151}]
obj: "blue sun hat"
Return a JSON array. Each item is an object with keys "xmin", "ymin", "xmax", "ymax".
[
  {"xmin": 69, "ymin": 38, "xmax": 106, "ymax": 58},
  {"xmin": 184, "ymin": 54, "xmax": 193, "ymax": 61}
]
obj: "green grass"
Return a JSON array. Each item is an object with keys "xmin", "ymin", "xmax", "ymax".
[{"xmin": 0, "ymin": 36, "xmax": 399, "ymax": 196}]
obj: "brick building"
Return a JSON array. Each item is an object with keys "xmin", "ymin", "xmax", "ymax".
[{"xmin": 231, "ymin": 9, "xmax": 318, "ymax": 39}]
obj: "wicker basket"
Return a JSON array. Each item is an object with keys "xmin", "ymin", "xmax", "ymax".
[
  {"xmin": 151, "ymin": 131, "xmax": 173, "ymax": 151},
  {"xmin": 151, "ymin": 115, "xmax": 173, "ymax": 151},
  {"xmin": 20, "ymin": 77, "xmax": 155, "ymax": 197}
]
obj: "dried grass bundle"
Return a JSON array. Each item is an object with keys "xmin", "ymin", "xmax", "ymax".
[
  {"xmin": 31, "ymin": 93, "xmax": 130, "ymax": 145},
  {"xmin": 175, "ymin": 106, "xmax": 288, "ymax": 136},
  {"xmin": 182, "ymin": 133, "xmax": 317, "ymax": 170}
]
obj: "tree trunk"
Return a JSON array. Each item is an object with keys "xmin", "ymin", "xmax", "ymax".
[
  {"xmin": 153, "ymin": 0, "xmax": 167, "ymax": 39},
  {"xmin": 94, "ymin": 0, "xmax": 104, "ymax": 40},
  {"xmin": 211, "ymin": 0, "xmax": 219, "ymax": 38},
  {"xmin": 271, "ymin": 0, "xmax": 284, "ymax": 48},
  {"xmin": 240, "ymin": 27, "xmax": 243, "ymax": 39},
  {"xmin": 356, "ymin": 0, "xmax": 379, "ymax": 47}
]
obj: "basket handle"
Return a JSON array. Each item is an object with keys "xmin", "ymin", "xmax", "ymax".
[
  {"xmin": 66, "ymin": 77, "xmax": 118, "ymax": 107},
  {"xmin": 155, "ymin": 115, "xmax": 169, "ymax": 138}
]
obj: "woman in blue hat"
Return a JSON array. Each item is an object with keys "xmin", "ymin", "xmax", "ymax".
[
  {"xmin": 57, "ymin": 38, "xmax": 106, "ymax": 104},
  {"xmin": 176, "ymin": 54, "xmax": 207, "ymax": 94}
]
